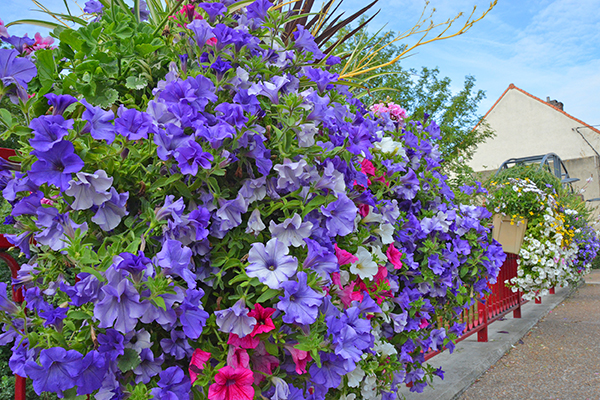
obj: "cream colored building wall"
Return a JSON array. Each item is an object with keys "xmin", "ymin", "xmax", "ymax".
[{"xmin": 469, "ymin": 88, "xmax": 600, "ymax": 172}]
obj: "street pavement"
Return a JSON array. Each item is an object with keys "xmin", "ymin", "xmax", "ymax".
[{"xmin": 396, "ymin": 270, "xmax": 600, "ymax": 400}]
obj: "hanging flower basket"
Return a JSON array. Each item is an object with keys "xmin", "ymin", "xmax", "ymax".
[{"xmin": 492, "ymin": 214, "xmax": 528, "ymax": 255}]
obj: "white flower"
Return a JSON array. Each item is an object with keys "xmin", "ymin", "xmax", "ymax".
[
  {"xmin": 375, "ymin": 223, "xmax": 394, "ymax": 244},
  {"xmin": 350, "ymin": 247, "xmax": 379, "ymax": 280},
  {"xmin": 346, "ymin": 365, "xmax": 365, "ymax": 388}
]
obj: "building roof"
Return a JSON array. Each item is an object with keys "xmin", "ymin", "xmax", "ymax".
[{"xmin": 476, "ymin": 83, "xmax": 600, "ymax": 135}]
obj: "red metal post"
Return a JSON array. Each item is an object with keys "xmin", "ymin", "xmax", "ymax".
[
  {"xmin": 0, "ymin": 251, "xmax": 25, "ymax": 400},
  {"xmin": 477, "ymin": 299, "xmax": 488, "ymax": 342},
  {"xmin": 549, "ymin": 287, "xmax": 555, "ymax": 295},
  {"xmin": 513, "ymin": 289, "xmax": 522, "ymax": 318}
]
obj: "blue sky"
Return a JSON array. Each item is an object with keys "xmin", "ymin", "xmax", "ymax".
[{"xmin": 2, "ymin": 0, "xmax": 599, "ymax": 125}]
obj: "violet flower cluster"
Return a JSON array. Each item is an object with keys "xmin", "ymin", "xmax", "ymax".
[{"xmin": 0, "ymin": 1, "xmax": 505, "ymax": 399}]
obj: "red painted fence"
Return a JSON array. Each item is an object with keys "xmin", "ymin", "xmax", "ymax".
[
  {"xmin": 425, "ymin": 253, "xmax": 527, "ymax": 360},
  {"xmin": 0, "ymin": 148, "xmax": 27, "ymax": 400}
]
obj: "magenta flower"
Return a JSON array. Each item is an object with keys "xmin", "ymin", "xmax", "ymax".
[{"xmin": 208, "ymin": 366, "xmax": 254, "ymax": 400}]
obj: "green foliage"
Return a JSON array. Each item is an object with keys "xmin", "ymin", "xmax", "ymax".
[{"xmin": 27, "ymin": 5, "xmax": 171, "ymax": 111}]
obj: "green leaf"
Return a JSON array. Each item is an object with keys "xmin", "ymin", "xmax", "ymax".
[
  {"xmin": 0, "ymin": 109, "xmax": 13, "ymax": 128},
  {"xmin": 93, "ymin": 88, "xmax": 119, "ymax": 108},
  {"xmin": 152, "ymin": 296, "xmax": 167, "ymax": 311},
  {"xmin": 256, "ymin": 288, "xmax": 280, "ymax": 303},
  {"xmin": 126, "ymin": 76, "xmax": 148, "ymax": 90},
  {"xmin": 174, "ymin": 181, "xmax": 192, "ymax": 199},
  {"xmin": 135, "ymin": 43, "xmax": 162, "ymax": 57},
  {"xmin": 35, "ymin": 50, "xmax": 56, "ymax": 88},
  {"xmin": 68, "ymin": 310, "xmax": 91, "ymax": 320},
  {"xmin": 118, "ymin": 348, "xmax": 141, "ymax": 373},
  {"xmin": 5, "ymin": 19, "xmax": 62, "ymax": 29}
]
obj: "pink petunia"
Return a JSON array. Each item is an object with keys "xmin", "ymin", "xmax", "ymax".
[
  {"xmin": 250, "ymin": 342, "xmax": 279, "ymax": 384},
  {"xmin": 334, "ymin": 244, "xmax": 358, "ymax": 265},
  {"xmin": 227, "ymin": 346, "xmax": 250, "ymax": 369},
  {"xmin": 386, "ymin": 244, "xmax": 403, "ymax": 269},
  {"xmin": 208, "ymin": 366, "xmax": 255, "ymax": 400},
  {"xmin": 189, "ymin": 349, "xmax": 211, "ymax": 384},
  {"xmin": 24, "ymin": 32, "xmax": 55, "ymax": 54},
  {"xmin": 284, "ymin": 344, "xmax": 312, "ymax": 374},
  {"xmin": 360, "ymin": 159, "xmax": 377, "ymax": 176},
  {"xmin": 248, "ymin": 303, "xmax": 276, "ymax": 337},
  {"xmin": 228, "ymin": 333, "xmax": 259, "ymax": 349}
]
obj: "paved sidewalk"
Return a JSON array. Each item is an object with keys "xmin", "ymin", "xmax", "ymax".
[{"xmin": 396, "ymin": 270, "xmax": 600, "ymax": 400}]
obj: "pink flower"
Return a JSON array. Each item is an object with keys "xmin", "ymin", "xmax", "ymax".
[
  {"xmin": 248, "ymin": 303, "xmax": 276, "ymax": 337},
  {"xmin": 206, "ymin": 37, "xmax": 218, "ymax": 46},
  {"xmin": 250, "ymin": 342, "xmax": 279, "ymax": 384},
  {"xmin": 227, "ymin": 346, "xmax": 249, "ymax": 369},
  {"xmin": 386, "ymin": 244, "xmax": 403, "ymax": 269},
  {"xmin": 189, "ymin": 349, "xmax": 211, "ymax": 384},
  {"xmin": 334, "ymin": 244, "xmax": 358, "ymax": 265},
  {"xmin": 387, "ymin": 103, "xmax": 408, "ymax": 121},
  {"xmin": 0, "ymin": 19, "xmax": 8, "ymax": 38},
  {"xmin": 208, "ymin": 366, "xmax": 255, "ymax": 400},
  {"xmin": 358, "ymin": 203, "xmax": 370, "ymax": 218},
  {"xmin": 228, "ymin": 333, "xmax": 259, "ymax": 349},
  {"xmin": 360, "ymin": 159, "xmax": 376, "ymax": 176},
  {"xmin": 24, "ymin": 33, "xmax": 55, "ymax": 54},
  {"xmin": 169, "ymin": 4, "xmax": 203, "ymax": 27},
  {"xmin": 284, "ymin": 344, "xmax": 312, "ymax": 374}
]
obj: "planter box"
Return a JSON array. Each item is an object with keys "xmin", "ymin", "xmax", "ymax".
[{"xmin": 492, "ymin": 214, "xmax": 528, "ymax": 255}]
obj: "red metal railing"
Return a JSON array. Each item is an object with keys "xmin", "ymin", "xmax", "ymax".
[
  {"xmin": 0, "ymin": 148, "xmax": 26, "ymax": 400},
  {"xmin": 425, "ymin": 254, "xmax": 527, "ymax": 360}
]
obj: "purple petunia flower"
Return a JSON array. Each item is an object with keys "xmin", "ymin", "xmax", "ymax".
[
  {"xmin": 84, "ymin": 0, "xmax": 104, "ymax": 14},
  {"xmin": 160, "ymin": 329, "xmax": 193, "ymax": 360},
  {"xmin": 216, "ymin": 195, "xmax": 248, "ymax": 232},
  {"xmin": 0, "ymin": 282, "xmax": 18, "ymax": 314},
  {"xmin": 214, "ymin": 102, "xmax": 248, "ymax": 128},
  {"xmin": 303, "ymin": 67, "xmax": 338, "ymax": 93},
  {"xmin": 1, "ymin": 36, "xmax": 35, "ymax": 55},
  {"xmin": 308, "ymin": 352, "xmax": 348, "ymax": 389},
  {"xmin": 76, "ymin": 350, "xmax": 108, "ymax": 395},
  {"xmin": 187, "ymin": 19, "xmax": 215, "ymax": 48},
  {"xmin": 29, "ymin": 115, "xmax": 73, "ymax": 152},
  {"xmin": 80, "ymin": 99, "xmax": 116, "ymax": 143},
  {"xmin": 35, "ymin": 204, "xmax": 88, "ymax": 251},
  {"xmin": 320, "ymin": 193, "xmax": 357, "ymax": 237},
  {"xmin": 0, "ymin": 48, "xmax": 36, "ymax": 103},
  {"xmin": 155, "ymin": 239, "xmax": 196, "ymax": 288},
  {"xmin": 175, "ymin": 140, "xmax": 213, "ymax": 176},
  {"xmin": 233, "ymin": 89, "xmax": 261, "ymax": 115},
  {"xmin": 269, "ymin": 214, "xmax": 313, "ymax": 248},
  {"xmin": 25, "ymin": 347, "xmax": 82, "ymax": 397},
  {"xmin": 273, "ymin": 158, "xmax": 308, "ymax": 191},
  {"xmin": 247, "ymin": 0, "xmax": 273, "ymax": 22},
  {"xmin": 28, "ymin": 140, "xmax": 84, "ymax": 191},
  {"xmin": 198, "ymin": 2, "xmax": 227, "ymax": 22},
  {"xmin": 292, "ymin": 25, "xmax": 325, "ymax": 59},
  {"xmin": 94, "ymin": 269, "xmax": 148, "ymax": 334},
  {"xmin": 114, "ymin": 105, "xmax": 157, "ymax": 140},
  {"xmin": 247, "ymin": 238, "xmax": 298, "ymax": 289},
  {"xmin": 150, "ymin": 366, "xmax": 191, "ymax": 400},
  {"xmin": 98, "ymin": 328, "xmax": 125, "ymax": 360},
  {"xmin": 91, "ymin": 188, "xmax": 129, "ymax": 231},
  {"xmin": 395, "ymin": 169, "xmax": 420, "ymax": 200},
  {"xmin": 133, "ymin": 348, "xmax": 163, "ymax": 384},
  {"xmin": 45, "ymin": 93, "xmax": 78, "ymax": 116},
  {"xmin": 277, "ymin": 271, "xmax": 323, "ymax": 325},
  {"xmin": 303, "ymin": 238, "xmax": 338, "ymax": 283},
  {"xmin": 214, "ymin": 298, "xmax": 256, "ymax": 337},
  {"xmin": 179, "ymin": 288, "xmax": 209, "ymax": 339},
  {"xmin": 65, "ymin": 169, "xmax": 113, "ymax": 210}
]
